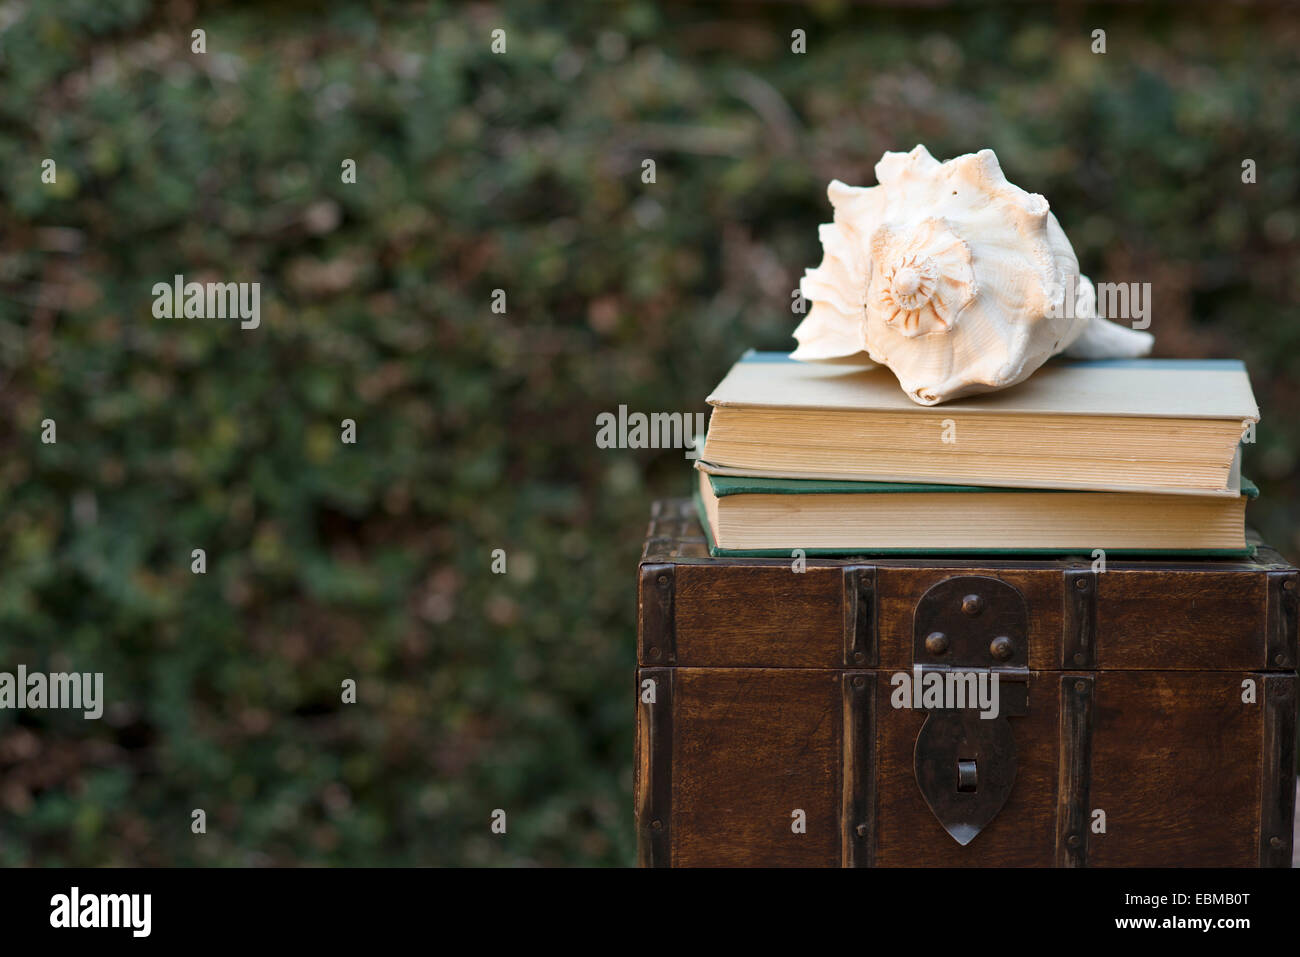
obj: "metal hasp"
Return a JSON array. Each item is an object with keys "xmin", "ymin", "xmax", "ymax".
[{"xmin": 912, "ymin": 576, "xmax": 1030, "ymax": 846}]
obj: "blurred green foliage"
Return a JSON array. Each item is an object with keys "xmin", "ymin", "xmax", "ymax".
[{"xmin": 0, "ymin": 1, "xmax": 1297, "ymax": 865}]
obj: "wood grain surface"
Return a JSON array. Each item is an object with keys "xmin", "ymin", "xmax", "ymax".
[{"xmin": 636, "ymin": 500, "xmax": 1300, "ymax": 867}]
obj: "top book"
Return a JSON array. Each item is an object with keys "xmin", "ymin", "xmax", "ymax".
[{"xmin": 702, "ymin": 352, "xmax": 1257, "ymax": 496}]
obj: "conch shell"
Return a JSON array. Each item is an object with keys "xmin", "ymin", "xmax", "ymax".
[{"xmin": 793, "ymin": 145, "xmax": 1154, "ymax": 404}]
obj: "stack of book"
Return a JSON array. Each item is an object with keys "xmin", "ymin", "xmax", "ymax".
[{"xmin": 694, "ymin": 352, "xmax": 1259, "ymax": 556}]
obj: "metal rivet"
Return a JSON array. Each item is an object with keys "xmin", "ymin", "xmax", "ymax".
[
  {"xmin": 1073, "ymin": 652, "xmax": 1085, "ymax": 665},
  {"xmin": 925, "ymin": 631, "xmax": 949, "ymax": 655},
  {"xmin": 852, "ymin": 676, "xmax": 865, "ymax": 688},
  {"xmin": 990, "ymin": 636, "xmax": 1014, "ymax": 660},
  {"xmin": 651, "ymin": 819, "xmax": 662, "ymax": 830},
  {"xmin": 1276, "ymin": 654, "xmax": 1286, "ymax": 666},
  {"xmin": 1270, "ymin": 836, "xmax": 1283, "ymax": 849},
  {"xmin": 961, "ymin": 594, "xmax": 984, "ymax": 615},
  {"xmin": 648, "ymin": 646, "xmax": 661, "ymax": 660},
  {"xmin": 855, "ymin": 823, "xmax": 869, "ymax": 837},
  {"xmin": 657, "ymin": 575, "xmax": 667, "ymax": 585},
  {"xmin": 853, "ymin": 651, "xmax": 865, "ymax": 662},
  {"xmin": 1067, "ymin": 834, "xmax": 1081, "ymax": 848},
  {"xmin": 1075, "ymin": 680, "xmax": 1087, "ymax": 692},
  {"xmin": 1075, "ymin": 578, "xmax": 1089, "ymax": 590}
]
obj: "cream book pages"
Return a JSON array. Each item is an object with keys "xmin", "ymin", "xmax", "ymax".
[
  {"xmin": 700, "ymin": 353, "xmax": 1255, "ymax": 495},
  {"xmin": 696, "ymin": 468, "xmax": 1252, "ymax": 555}
]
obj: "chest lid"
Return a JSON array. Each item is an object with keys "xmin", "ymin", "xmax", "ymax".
[{"xmin": 639, "ymin": 498, "xmax": 1298, "ymax": 673}]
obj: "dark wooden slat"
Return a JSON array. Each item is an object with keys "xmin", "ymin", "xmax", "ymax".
[
  {"xmin": 635, "ymin": 667, "xmax": 673, "ymax": 867},
  {"xmin": 638, "ymin": 563, "xmax": 677, "ymax": 666},
  {"xmin": 842, "ymin": 565, "xmax": 877, "ymax": 667},
  {"xmin": 1056, "ymin": 674, "xmax": 1095, "ymax": 866},
  {"xmin": 841, "ymin": 671, "xmax": 876, "ymax": 866},
  {"xmin": 1265, "ymin": 571, "xmax": 1298, "ymax": 671},
  {"xmin": 1259, "ymin": 674, "xmax": 1297, "ymax": 867},
  {"xmin": 1062, "ymin": 568, "xmax": 1097, "ymax": 669}
]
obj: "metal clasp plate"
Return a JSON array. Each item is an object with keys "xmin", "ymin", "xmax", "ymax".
[{"xmin": 911, "ymin": 576, "xmax": 1030, "ymax": 846}]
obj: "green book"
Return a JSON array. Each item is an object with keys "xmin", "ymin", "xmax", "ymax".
[{"xmin": 694, "ymin": 466, "xmax": 1257, "ymax": 558}]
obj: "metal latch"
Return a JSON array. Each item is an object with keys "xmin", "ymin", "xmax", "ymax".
[{"xmin": 911, "ymin": 576, "xmax": 1029, "ymax": 846}]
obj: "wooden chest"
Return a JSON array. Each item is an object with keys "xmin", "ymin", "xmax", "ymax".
[{"xmin": 634, "ymin": 499, "xmax": 1298, "ymax": 867}]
